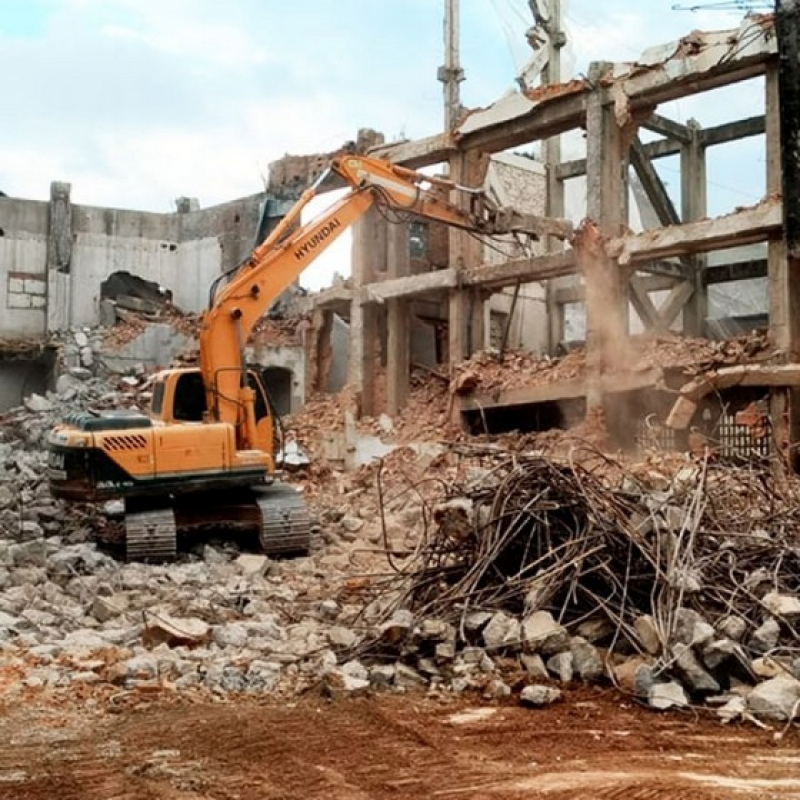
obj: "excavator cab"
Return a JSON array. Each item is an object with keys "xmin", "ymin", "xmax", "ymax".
[{"xmin": 149, "ymin": 367, "xmax": 276, "ymax": 455}]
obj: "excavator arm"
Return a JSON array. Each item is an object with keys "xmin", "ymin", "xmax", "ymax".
[{"xmin": 199, "ymin": 153, "xmax": 570, "ymax": 446}]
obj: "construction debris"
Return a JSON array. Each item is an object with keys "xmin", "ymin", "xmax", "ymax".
[
  {"xmin": 343, "ymin": 444, "xmax": 800, "ymax": 722},
  {"xmin": 1, "ymin": 314, "xmax": 799, "ymax": 730}
]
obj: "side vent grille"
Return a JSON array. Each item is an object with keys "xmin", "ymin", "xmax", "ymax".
[{"xmin": 103, "ymin": 435, "xmax": 148, "ymax": 452}]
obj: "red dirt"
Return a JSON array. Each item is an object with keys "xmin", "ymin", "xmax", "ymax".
[{"xmin": 1, "ymin": 687, "xmax": 798, "ymax": 799}]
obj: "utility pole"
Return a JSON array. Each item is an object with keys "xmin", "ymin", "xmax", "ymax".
[
  {"xmin": 522, "ymin": 1, "xmax": 570, "ymax": 352},
  {"xmin": 438, "ymin": 0, "xmax": 465, "ymax": 131}
]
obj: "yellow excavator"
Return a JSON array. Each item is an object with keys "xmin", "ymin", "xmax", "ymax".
[{"xmin": 47, "ymin": 151, "xmax": 563, "ymax": 561}]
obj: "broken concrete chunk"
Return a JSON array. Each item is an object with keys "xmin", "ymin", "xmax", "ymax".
[
  {"xmin": 762, "ymin": 591, "xmax": 800, "ymax": 623},
  {"xmin": 143, "ymin": 614, "xmax": 210, "ymax": 648},
  {"xmin": 463, "ymin": 610, "xmax": 493, "ymax": 636},
  {"xmin": 521, "ymin": 611, "xmax": 570, "ymax": 655},
  {"xmin": 482, "ymin": 611, "xmax": 521, "ymax": 651},
  {"xmin": 672, "ymin": 608, "xmax": 714, "ymax": 648},
  {"xmin": 483, "ymin": 678, "xmax": 511, "ymax": 700},
  {"xmin": 369, "ymin": 664, "xmax": 396, "ymax": 687},
  {"xmin": 569, "ymin": 636, "xmax": 604, "ymax": 682},
  {"xmin": 328, "ymin": 625, "xmax": 359, "ymax": 650},
  {"xmin": 435, "ymin": 641, "xmax": 456, "ymax": 663},
  {"xmin": 749, "ymin": 618, "xmax": 781, "ymax": 655},
  {"xmin": 613, "ymin": 656, "xmax": 653, "ymax": 696},
  {"xmin": 575, "ymin": 617, "xmax": 613, "ymax": 644},
  {"xmin": 748, "ymin": 676, "xmax": 800, "ymax": 721},
  {"xmin": 24, "ymin": 394, "xmax": 52, "ymax": 413},
  {"xmin": 672, "ymin": 643, "xmax": 720, "ymax": 694},
  {"xmin": 212, "ymin": 623, "xmax": 249, "ymax": 649},
  {"xmin": 750, "ymin": 655, "xmax": 791, "ymax": 679},
  {"xmin": 648, "ymin": 681, "xmax": 689, "ymax": 710},
  {"xmin": 716, "ymin": 615, "xmax": 748, "ymax": 642},
  {"xmin": 520, "ymin": 684, "xmax": 562, "ymax": 707},
  {"xmin": 416, "ymin": 618, "xmax": 455, "ymax": 644},
  {"xmin": 716, "ymin": 695, "xmax": 747, "ymax": 724},
  {"xmin": 546, "ymin": 651, "xmax": 574, "ymax": 683},
  {"xmin": 322, "ymin": 668, "xmax": 370, "ymax": 698},
  {"xmin": 235, "ymin": 554, "xmax": 272, "ymax": 577},
  {"xmin": 378, "ymin": 610, "xmax": 414, "ymax": 646},
  {"xmin": 520, "ymin": 653, "xmax": 548, "ymax": 680},
  {"xmin": 340, "ymin": 516, "xmax": 364, "ymax": 534},
  {"xmin": 394, "ymin": 663, "xmax": 427, "ymax": 689},
  {"xmin": 91, "ymin": 594, "xmax": 128, "ymax": 623}
]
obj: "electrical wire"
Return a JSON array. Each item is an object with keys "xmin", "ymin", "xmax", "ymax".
[{"xmin": 672, "ymin": 1, "xmax": 771, "ymax": 10}]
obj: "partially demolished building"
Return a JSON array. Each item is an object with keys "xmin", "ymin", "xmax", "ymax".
[{"xmin": 0, "ymin": 12, "xmax": 793, "ymax": 462}]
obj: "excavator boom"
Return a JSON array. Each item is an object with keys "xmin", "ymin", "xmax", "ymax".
[
  {"xmin": 200, "ymin": 153, "xmax": 569, "ymax": 439},
  {"xmin": 48, "ymin": 150, "xmax": 570, "ymax": 562}
]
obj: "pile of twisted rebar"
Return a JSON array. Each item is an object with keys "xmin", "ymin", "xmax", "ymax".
[{"xmin": 363, "ymin": 444, "xmax": 800, "ymax": 654}]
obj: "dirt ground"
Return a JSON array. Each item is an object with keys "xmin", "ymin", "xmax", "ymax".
[{"xmin": 1, "ymin": 687, "xmax": 799, "ymax": 800}]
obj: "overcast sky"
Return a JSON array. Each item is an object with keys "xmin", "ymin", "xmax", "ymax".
[{"xmin": 0, "ymin": 0, "xmax": 768, "ymax": 288}]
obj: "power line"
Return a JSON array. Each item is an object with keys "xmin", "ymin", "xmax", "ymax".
[{"xmin": 671, "ymin": 1, "xmax": 771, "ymax": 11}]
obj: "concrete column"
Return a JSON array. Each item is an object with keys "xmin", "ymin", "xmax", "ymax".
[
  {"xmin": 767, "ymin": 66, "xmax": 789, "ymax": 353},
  {"xmin": 767, "ymin": 55, "xmax": 800, "ymax": 466},
  {"xmin": 469, "ymin": 288, "xmax": 487, "ymax": 353},
  {"xmin": 583, "ymin": 63, "xmax": 628, "ymax": 411},
  {"xmin": 386, "ymin": 220, "xmax": 411, "ymax": 416},
  {"xmin": 545, "ymin": 151, "xmax": 567, "ymax": 353},
  {"xmin": 348, "ymin": 206, "xmax": 381, "ymax": 417},
  {"xmin": 680, "ymin": 120, "xmax": 707, "ymax": 335},
  {"xmin": 309, "ymin": 308, "xmax": 334, "ymax": 394},
  {"xmin": 46, "ymin": 181, "xmax": 73, "ymax": 333},
  {"xmin": 447, "ymin": 150, "xmax": 486, "ymax": 368}
]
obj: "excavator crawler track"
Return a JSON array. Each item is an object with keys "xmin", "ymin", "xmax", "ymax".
[
  {"xmin": 125, "ymin": 507, "xmax": 177, "ymax": 562},
  {"xmin": 256, "ymin": 484, "xmax": 311, "ymax": 556}
]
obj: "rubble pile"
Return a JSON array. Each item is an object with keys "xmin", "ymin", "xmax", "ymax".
[
  {"xmin": 452, "ymin": 330, "xmax": 774, "ymax": 398},
  {"xmin": 0, "ymin": 368, "xmax": 151, "ymax": 546},
  {"xmin": 1, "ymin": 323, "xmax": 797, "ymax": 727},
  {"xmin": 343, "ymin": 446, "xmax": 800, "ymax": 722},
  {"xmin": 0, "ymin": 430, "xmax": 425, "ymax": 701}
]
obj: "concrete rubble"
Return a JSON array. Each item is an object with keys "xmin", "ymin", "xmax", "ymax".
[{"xmin": 0, "ymin": 326, "xmax": 799, "ymax": 735}]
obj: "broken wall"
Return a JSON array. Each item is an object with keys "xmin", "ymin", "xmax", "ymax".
[
  {"xmin": 0, "ymin": 187, "xmax": 266, "ymax": 337},
  {"xmin": 484, "ymin": 153, "xmax": 548, "ymax": 353},
  {"xmin": 0, "ymin": 198, "xmax": 49, "ymax": 337}
]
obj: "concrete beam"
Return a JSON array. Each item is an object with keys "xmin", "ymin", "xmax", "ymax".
[
  {"xmin": 700, "ymin": 115, "xmax": 766, "ymax": 147},
  {"xmin": 608, "ymin": 200, "xmax": 782, "ymax": 266},
  {"xmin": 555, "ymin": 273, "xmax": 680, "ymax": 304},
  {"xmin": 313, "ymin": 284, "xmax": 353, "ymax": 310},
  {"xmin": 463, "ymin": 250, "xmax": 575, "ymax": 289},
  {"xmin": 641, "ymin": 113, "xmax": 691, "ymax": 143},
  {"xmin": 360, "ymin": 269, "xmax": 458, "ymax": 304},
  {"xmin": 370, "ymin": 133, "xmax": 454, "ymax": 169},
  {"xmin": 704, "ymin": 258, "xmax": 767, "ymax": 285},
  {"xmin": 460, "ymin": 367, "xmax": 664, "ymax": 412},
  {"xmin": 611, "ymin": 16, "xmax": 775, "ymax": 110},
  {"xmin": 557, "ymin": 138, "xmax": 685, "ymax": 181},
  {"xmin": 666, "ymin": 364, "xmax": 800, "ymax": 430}
]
